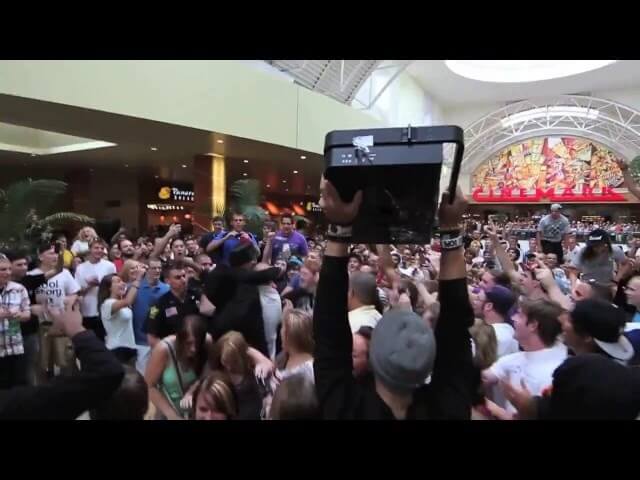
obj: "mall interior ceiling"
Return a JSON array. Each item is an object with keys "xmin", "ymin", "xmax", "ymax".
[
  {"xmin": 3, "ymin": 60, "xmax": 640, "ymax": 197},
  {"xmin": 0, "ymin": 93, "xmax": 323, "ymax": 195}
]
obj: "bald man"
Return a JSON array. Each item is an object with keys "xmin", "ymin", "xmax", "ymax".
[{"xmin": 348, "ymin": 272, "xmax": 382, "ymax": 332}]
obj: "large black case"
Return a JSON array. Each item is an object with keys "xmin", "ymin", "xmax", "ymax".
[{"xmin": 324, "ymin": 125, "xmax": 464, "ymax": 244}]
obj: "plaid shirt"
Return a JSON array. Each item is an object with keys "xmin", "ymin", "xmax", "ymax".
[{"xmin": 0, "ymin": 281, "xmax": 31, "ymax": 357}]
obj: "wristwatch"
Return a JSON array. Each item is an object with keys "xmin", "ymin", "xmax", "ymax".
[
  {"xmin": 441, "ymin": 232, "xmax": 464, "ymax": 251},
  {"xmin": 327, "ymin": 224, "xmax": 353, "ymax": 243}
]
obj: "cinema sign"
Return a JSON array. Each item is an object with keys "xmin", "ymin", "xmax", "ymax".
[{"xmin": 471, "ymin": 186, "xmax": 627, "ymax": 203}]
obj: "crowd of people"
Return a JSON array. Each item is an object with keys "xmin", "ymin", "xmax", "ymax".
[{"xmin": 1, "ymin": 173, "xmax": 640, "ymax": 420}]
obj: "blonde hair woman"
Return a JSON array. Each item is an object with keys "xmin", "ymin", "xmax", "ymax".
[
  {"xmin": 71, "ymin": 226, "xmax": 98, "ymax": 257},
  {"xmin": 120, "ymin": 260, "xmax": 142, "ymax": 284},
  {"xmin": 262, "ymin": 307, "xmax": 315, "ymax": 419},
  {"xmin": 210, "ymin": 331, "xmax": 266, "ymax": 420},
  {"xmin": 193, "ymin": 371, "xmax": 238, "ymax": 420},
  {"xmin": 276, "ymin": 307, "xmax": 314, "ymax": 384}
]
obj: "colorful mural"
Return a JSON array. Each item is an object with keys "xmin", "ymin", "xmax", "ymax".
[{"xmin": 471, "ymin": 137, "xmax": 625, "ymax": 191}]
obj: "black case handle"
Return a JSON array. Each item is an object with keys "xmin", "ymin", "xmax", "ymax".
[{"xmin": 403, "ymin": 125, "xmax": 464, "ymax": 204}]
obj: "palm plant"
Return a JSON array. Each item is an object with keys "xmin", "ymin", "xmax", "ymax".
[
  {"xmin": 228, "ymin": 179, "xmax": 268, "ymax": 234},
  {"xmin": 0, "ymin": 178, "xmax": 94, "ymax": 251}
]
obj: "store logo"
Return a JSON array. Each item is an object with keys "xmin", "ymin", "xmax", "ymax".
[
  {"xmin": 158, "ymin": 186, "xmax": 194, "ymax": 202},
  {"xmin": 158, "ymin": 187, "xmax": 171, "ymax": 200},
  {"xmin": 472, "ymin": 186, "xmax": 627, "ymax": 203}
]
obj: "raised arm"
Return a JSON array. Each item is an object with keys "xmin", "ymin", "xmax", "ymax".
[
  {"xmin": 109, "ymin": 269, "xmax": 143, "ymax": 315},
  {"xmin": 616, "ymin": 158, "xmax": 640, "ymax": 200},
  {"xmin": 110, "ymin": 227, "xmax": 127, "ymax": 246},
  {"xmin": 206, "ymin": 231, "xmax": 234, "ymax": 254},
  {"xmin": 0, "ymin": 304, "xmax": 124, "ymax": 420},
  {"xmin": 261, "ymin": 231, "xmax": 276, "ymax": 265},
  {"xmin": 150, "ymin": 224, "xmax": 181, "ymax": 260},
  {"xmin": 313, "ymin": 177, "xmax": 363, "ymax": 419},
  {"xmin": 429, "ymin": 188, "xmax": 475, "ymax": 419},
  {"xmin": 486, "ymin": 223, "xmax": 518, "ymax": 282},
  {"xmin": 533, "ymin": 261, "xmax": 573, "ymax": 311}
]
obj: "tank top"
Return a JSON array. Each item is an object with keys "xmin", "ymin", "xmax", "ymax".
[{"xmin": 161, "ymin": 338, "xmax": 198, "ymax": 417}]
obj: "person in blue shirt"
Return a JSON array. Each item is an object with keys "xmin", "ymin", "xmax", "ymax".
[
  {"xmin": 131, "ymin": 258, "xmax": 169, "ymax": 374},
  {"xmin": 206, "ymin": 213, "xmax": 258, "ymax": 266},
  {"xmin": 200, "ymin": 216, "xmax": 226, "ymax": 264}
]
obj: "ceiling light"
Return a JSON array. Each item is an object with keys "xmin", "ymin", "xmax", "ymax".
[
  {"xmin": 445, "ymin": 60, "xmax": 617, "ymax": 83},
  {"xmin": 151, "ymin": 147, "xmax": 158, "ymax": 151},
  {"xmin": 243, "ymin": 159, "xmax": 249, "ymax": 163},
  {"xmin": 285, "ymin": 189, "xmax": 289, "ymax": 192},
  {"xmin": 300, "ymin": 155, "xmax": 306, "ymax": 160},
  {"xmin": 501, "ymin": 106, "xmax": 599, "ymax": 128},
  {"xmin": 293, "ymin": 170, "xmax": 299, "ymax": 174},
  {"xmin": 282, "ymin": 180, "xmax": 287, "ymax": 183},
  {"xmin": 266, "ymin": 184, "xmax": 271, "ymax": 188},
  {"xmin": 181, "ymin": 164, "xmax": 187, "ymax": 168},
  {"xmin": 243, "ymin": 173, "xmax": 248, "ymax": 176},
  {"xmin": 217, "ymin": 140, "xmax": 224, "ymax": 144},
  {"xmin": 124, "ymin": 164, "xmax": 129, "ymax": 167},
  {"xmin": 154, "ymin": 175, "xmax": 159, "ymax": 179}
]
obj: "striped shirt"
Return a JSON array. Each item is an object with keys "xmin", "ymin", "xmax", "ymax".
[{"xmin": 0, "ymin": 281, "xmax": 30, "ymax": 357}]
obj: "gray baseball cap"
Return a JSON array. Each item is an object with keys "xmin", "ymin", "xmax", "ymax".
[{"xmin": 369, "ymin": 309, "xmax": 436, "ymax": 393}]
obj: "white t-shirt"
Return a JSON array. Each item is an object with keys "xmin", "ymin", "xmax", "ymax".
[
  {"xmin": 349, "ymin": 305, "xmax": 382, "ymax": 333},
  {"xmin": 33, "ymin": 269, "xmax": 80, "ymax": 321},
  {"xmin": 75, "ymin": 259, "xmax": 116, "ymax": 317},
  {"xmin": 100, "ymin": 298, "xmax": 137, "ymax": 351},
  {"xmin": 258, "ymin": 285, "xmax": 282, "ymax": 360},
  {"xmin": 491, "ymin": 323, "xmax": 520, "ymax": 358},
  {"xmin": 71, "ymin": 240, "xmax": 89, "ymax": 256},
  {"xmin": 489, "ymin": 342, "xmax": 568, "ymax": 412},
  {"xmin": 564, "ymin": 245, "xmax": 581, "ymax": 265}
]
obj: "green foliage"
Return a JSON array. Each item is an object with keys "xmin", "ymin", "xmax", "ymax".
[
  {"xmin": 227, "ymin": 179, "xmax": 268, "ymax": 234},
  {"xmin": 0, "ymin": 178, "xmax": 94, "ymax": 251}
]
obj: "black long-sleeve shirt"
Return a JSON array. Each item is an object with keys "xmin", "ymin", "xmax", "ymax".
[
  {"xmin": 313, "ymin": 256, "xmax": 475, "ymax": 420},
  {"xmin": 207, "ymin": 266, "xmax": 281, "ymax": 357},
  {"xmin": 0, "ymin": 330, "xmax": 124, "ymax": 420}
]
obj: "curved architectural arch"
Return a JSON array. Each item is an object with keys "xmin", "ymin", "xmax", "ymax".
[{"xmin": 444, "ymin": 96, "xmax": 640, "ymax": 177}]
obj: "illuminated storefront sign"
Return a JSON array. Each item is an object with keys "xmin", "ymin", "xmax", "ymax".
[
  {"xmin": 472, "ymin": 186, "xmax": 627, "ymax": 203},
  {"xmin": 147, "ymin": 203, "xmax": 186, "ymax": 211},
  {"xmin": 306, "ymin": 202, "xmax": 322, "ymax": 213},
  {"xmin": 471, "ymin": 136, "xmax": 627, "ymax": 204},
  {"xmin": 158, "ymin": 186, "xmax": 194, "ymax": 202}
]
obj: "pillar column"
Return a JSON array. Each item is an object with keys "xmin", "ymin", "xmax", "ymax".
[{"xmin": 193, "ymin": 154, "xmax": 226, "ymax": 231}]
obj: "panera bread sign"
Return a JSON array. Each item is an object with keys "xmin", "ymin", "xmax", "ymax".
[
  {"xmin": 471, "ymin": 186, "xmax": 627, "ymax": 203},
  {"xmin": 158, "ymin": 186, "xmax": 194, "ymax": 202}
]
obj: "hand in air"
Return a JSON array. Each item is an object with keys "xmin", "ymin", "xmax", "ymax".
[{"xmin": 318, "ymin": 175, "xmax": 362, "ymax": 225}]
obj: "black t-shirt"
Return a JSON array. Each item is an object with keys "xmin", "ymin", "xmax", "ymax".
[
  {"xmin": 19, "ymin": 273, "xmax": 46, "ymax": 336},
  {"xmin": 282, "ymin": 287, "xmax": 315, "ymax": 311},
  {"xmin": 144, "ymin": 288, "xmax": 201, "ymax": 340}
]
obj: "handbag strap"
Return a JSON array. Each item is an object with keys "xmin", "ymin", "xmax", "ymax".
[{"xmin": 163, "ymin": 339, "xmax": 186, "ymax": 397}]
